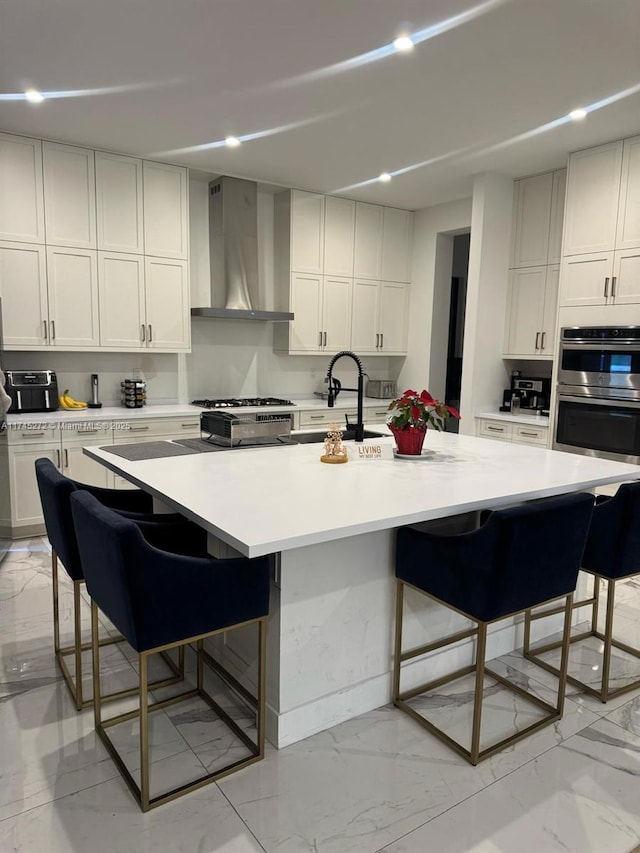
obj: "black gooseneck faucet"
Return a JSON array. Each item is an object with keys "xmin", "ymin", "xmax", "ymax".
[{"xmin": 326, "ymin": 350, "xmax": 365, "ymax": 442}]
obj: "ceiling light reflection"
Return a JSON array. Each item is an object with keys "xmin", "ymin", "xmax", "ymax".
[
  {"xmin": 0, "ymin": 79, "xmax": 184, "ymax": 101},
  {"xmin": 393, "ymin": 36, "xmax": 414, "ymax": 53}
]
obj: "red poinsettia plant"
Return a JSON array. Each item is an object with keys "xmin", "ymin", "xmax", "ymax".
[{"xmin": 387, "ymin": 389, "xmax": 460, "ymax": 432}]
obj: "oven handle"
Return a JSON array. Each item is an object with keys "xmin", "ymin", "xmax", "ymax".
[
  {"xmin": 560, "ymin": 341, "xmax": 640, "ymax": 350},
  {"xmin": 556, "ymin": 393, "xmax": 640, "ymax": 409}
]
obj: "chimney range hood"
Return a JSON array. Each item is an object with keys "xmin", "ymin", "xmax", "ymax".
[{"xmin": 191, "ymin": 176, "xmax": 293, "ymax": 322}]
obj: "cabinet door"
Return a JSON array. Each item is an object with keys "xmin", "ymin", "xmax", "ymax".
[
  {"xmin": 96, "ymin": 152, "xmax": 144, "ymax": 253},
  {"xmin": 351, "ymin": 279, "xmax": 379, "ymax": 352},
  {"xmin": 322, "ymin": 275, "xmax": 352, "ymax": 351},
  {"xmin": 323, "ymin": 196, "xmax": 354, "ymax": 277},
  {"xmin": 98, "ymin": 252, "xmax": 145, "ymax": 347},
  {"xmin": 381, "ymin": 208, "xmax": 412, "ymax": 282},
  {"xmin": 548, "ymin": 170, "xmax": 567, "ymax": 264},
  {"xmin": 0, "ymin": 133, "xmax": 45, "ymax": 243},
  {"xmin": 562, "ymin": 141, "xmax": 623, "ymax": 255},
  {"xmin": 144, "ymin": 257, "xmax": 190, "ymax": 349},
  {"xmin": 379, "ymin": 282, "xmax": 408, "ymax": 354},
  {"xmin": 62, "ymin": 432, "xmax": 114, "ymax": 488},
  {"xmin": 143, "ymin": 162, "xmax": 188, "ymax": 259},
  {"xmin": 540, "ymin": 266, "xmax": 559, "ymax": 355},
  {"xmin": 290, "ymin": 191, "xmax": 324, "ymax": 274},
  {"xmin": 504, "ymin": 267, "xmax": 546, "ymax": 356},
  {"xmin": 43, "ymin": 142, "xmax": 96, "ymax": 248},
  {"xmin": 613, "ymin": 249, "xmax": 640, "ymax": 305},
  {"xmin": 559, "ymin": 252, "xmax": 614, "ymax": 307},
  {"xmin": 353, "ymin": 203, "xmax": 383, "ymax": 280},
  {"xmin": 46, "ymin": 247, "xmax": 100, "ymax": 346},
  {"xmin": 510, "ymin": 173, "xmax": 553, "ymax": 268},
  {"xmin": 0, "ymin": 241, "xmax": 48, "ymax": 347},
  {"xmin": 8, "ymin": 444, "xmax": 59, "ymax": 527},
  {"xmin": 289, "ymin": 273, "xmax": 322, "ymax": 352},
  {"xmin": 616, "ymin": 136, "xmax": 640, "ymax": 250}
]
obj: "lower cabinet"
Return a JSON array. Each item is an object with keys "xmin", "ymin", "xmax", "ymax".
[
  {"xmin": 476, "ymin": 418, "xmax": 549, "ymax": 447},
  {"xmin": 297, "ymin": 406, "xmax": 391, "ymax": 430},
  {"xmin": 4, "ymin": 440, "xmax": 59, "ymax": 533}
]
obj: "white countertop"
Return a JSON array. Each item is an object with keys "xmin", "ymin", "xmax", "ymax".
[
  {"xmin": 476, "ymin": 410, "xmax": 551, "ymax": 427},
  {"xmin": 84, "ymin": 430, "xmax": 640, "ymax": 558}
]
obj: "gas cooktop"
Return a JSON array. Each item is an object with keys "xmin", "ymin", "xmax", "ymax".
[{"xmin": 191, "ymin": 397, "xmax": 294, "ymax": 409}]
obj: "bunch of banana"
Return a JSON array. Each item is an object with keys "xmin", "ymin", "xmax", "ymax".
[{"xmin": 59, "ymin": 389, "xmax": 88, "ymax": 410}]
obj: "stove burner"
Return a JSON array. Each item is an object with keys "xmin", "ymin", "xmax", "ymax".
[{"xmin": 191, "ymin": 397, "xmax": 294, "ymax": 409}]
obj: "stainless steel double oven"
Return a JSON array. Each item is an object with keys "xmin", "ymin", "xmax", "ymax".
[{"xmin": 554, "ymin": 326, "xmax": 640, "ymax": 464}]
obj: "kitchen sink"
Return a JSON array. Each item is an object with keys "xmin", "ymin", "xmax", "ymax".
[{"xmin": 292, "ymin": 429, "xmax": 387, "ymax": 444}]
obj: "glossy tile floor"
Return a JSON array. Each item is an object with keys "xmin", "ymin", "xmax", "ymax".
[{"xmin": 2, "ymin": 538, "xmax": 640, "ymax": 853}]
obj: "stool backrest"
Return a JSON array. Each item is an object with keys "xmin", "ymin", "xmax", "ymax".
[
  {"xmin": 582, "ymin": 482, "xmax": 640, "ymax": 579},
  {"xmin": 35, "ymin": 458, "xmax": 84, "ymax": 580}
]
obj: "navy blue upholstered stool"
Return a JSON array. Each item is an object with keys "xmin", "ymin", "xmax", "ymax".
[
  {"xmin": 393, "ymin": 492, "xmax": 594, "ymax": 765},
  {"xmin": 35, "ymin": 458, "xmax": 200, "ymax": 710},
  {"xmin": 70, "ymin": 490, "xmax": 270, "ymax": 811},
  {"xmin": 524, "ymin": 482, "xmax": 640, "ymax": 703}
]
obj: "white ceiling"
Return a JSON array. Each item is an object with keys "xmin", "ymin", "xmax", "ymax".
[{"xmin": 2, "ymin": 0, "xmax": 640, "ymax": 210}]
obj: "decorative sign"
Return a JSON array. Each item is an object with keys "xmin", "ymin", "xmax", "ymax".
[{"xmin": 347, "ymin": 442, "xmax": 394, "ymax": 461}]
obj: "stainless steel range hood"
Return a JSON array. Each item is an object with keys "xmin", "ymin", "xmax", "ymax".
[{"xmin": 191, "ymin": 176, "xmax": 293, "ymax": 322}]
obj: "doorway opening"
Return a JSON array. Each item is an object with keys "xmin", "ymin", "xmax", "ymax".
[{"xmin": 444, "ymin": 233, "xmax": 469, "ymax": 432}]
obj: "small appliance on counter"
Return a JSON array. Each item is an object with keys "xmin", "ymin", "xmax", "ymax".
[
  {"xmin": 500, "ymin": 372, "xmax": 550, "ymax": 415},
  {"xmin": 366, "ymin": 379, "xmax": 397, "ymax": 399},
  {"xmin": 88, "ymin": 373, "xmax": 102, "ymax": 408},
  {"xmin": 200, "ymin": 410, "xmax": 293, "ymax": 447},
  {"xmin": 5, "ymin": 370, "xmax": 59, "ymax": 413},
  {"xmin": 121, "ymin": 379, "xmax": 146, "ymax": 408}
]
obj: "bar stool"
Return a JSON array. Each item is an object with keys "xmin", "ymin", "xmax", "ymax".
[
  {"xmin": 70, "ymin": 489, "xmax": 270, "ymax": 811},
  {"xmin": 393, "ymin": 492, "xmax": 594, "ymax": 765},
  {"xmin": 35, "ymin": 458, "xmax": 200, "ymax": 709},
  {"xmin": 525, "ymin": 482, "xmax": 640, "ymax": 702}
]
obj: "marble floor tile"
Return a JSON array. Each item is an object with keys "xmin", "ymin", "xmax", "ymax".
[
  {"xmin": 0, "ymin": 763, "xmax": 265, "ymax": 853},
  {"xmin": 380, "ymin": 717, "xmax": 640, "ymax": 853}
]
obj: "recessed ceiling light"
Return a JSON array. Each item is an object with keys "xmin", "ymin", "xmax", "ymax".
[
  {"xmin": 393, "ymin": 35, "xmax": 414, "ymax": 52},
  {"xmin": 569, "ymin": 108, "xmax": 587, "ymax": 121},
  {"xmin": 378, "ymin": 172, "xmax": 392, "ymax": 183},
  {"xmin": 25, "ymin": 89, "xmax": 44, "ymax": 103},
  {"xmin": 225, "ymin": 136, "xmax": 241, "ymax": 148}
]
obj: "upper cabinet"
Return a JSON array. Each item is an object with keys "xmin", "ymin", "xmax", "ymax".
[
  {"xmin": 96, "ymin": 151, "xmax": 144, "ymax": 254},
  {"xmin": 43, "ymin": 142, "xmax": 96, "ymax": 249},
  {"xmin": 353, "ymin": 203, "xmax": 383, "ymax": 279},
  {"xmin": 381, "ymin": 207, "xmax": 412, "ymax": 282},
  {"xmin": 290, "ymin": 191, "xmax": 325, "ymax": 274},
  {"xmin": 142, "ymin": 161, "xmax": 189, "ymax": 259},
  {"xmin": 616, "ymin": 136, "xmax": 640, "ymax": 250},
  {"xmin": 323, "ymin": 196, "xmax": 354, "ymax": 277},
  {"xmin": 510, "ymin": 169, "xmax": 566, "ymax": 268},
  {"xmin": 0, "ymin": 133, "xmax": 45, "ymax": 244}
]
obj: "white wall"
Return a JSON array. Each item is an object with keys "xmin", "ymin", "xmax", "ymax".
[
  {"xmin": 459, "ymin": 172, "xmax": 514, "ymax": 433},
  {"xmin": 400, "ymin": 198, "xmax": 472, "ymax": 394}
]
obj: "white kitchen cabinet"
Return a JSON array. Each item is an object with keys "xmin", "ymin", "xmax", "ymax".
[
  {"xmin": 61, "ymin": 425, "xmax": 114, "ymax": 488},
  {"xmin": 43, "ymin": 142, "xmax": 96, "ymax": 249},
  {"xmin": 562, "ymin": 141, "xmax": 623, "ymax": 256},
  {"xmin": 354, "ymin": 203, "xmax": 383, "ymax": 280},
  {"xmin": 142, "ymin": 161, "xmax": 189, "ymax": 259},
  {"xmin": 96, "ymin": 151, "xmax": 144, "ymax": 254},
  {"xmin": 616, "ymin": 135, "xmax": 640, "ymax": 250},
  {"xmin": 510, "ymin": 169, "xmax": 566, "ymax": 268},
  {"xmin": 503, "ymin": 265, "xmax": 558, "ymax": 357},
  {"xmin": 278, "ymin": 273, "xmax": 352, "ymax": 354},
  {"xmin": 5, "ymin": 437, "xmax": 59, "ymax": 534},
  {"xmin": 351, "ymin": 279, "xmax": 409, "ymax": 354},
  {"xmin": 98, "ymin": 252, "xmax": 146, "ymax": 347},
  {"xmin": 0, "ymin": 133, "xmax": 45, "ymax": 244},
  {"xmin": 559, "ymin": 250, "xmax": 640, "ymax": 307},
  {"xmin": 144, "ymin": 257, "xmax": 190, "ymax": 350},
  {"xmin": 290, "ymin": 191, "xmax": 325, "ymax": 274},
  {"xmin": 381, "ymin": 207, "xmax": 412, "ymax": 282},
  {"xmin": 46, "ymin": 246, "xmax": 100, "ymax": 346},
  {"xmin": 548, "ymin": 169, "xmax": 567, "ymax": 264},
  {"xmin": 323, "ymin": 196, "xmax": 354, "ymax": 277},
  {"xmin": 0, "ymin": 241, "xmax": 49, "ymax": 347},
  {"xmin": 476, "ymin": 417, "xmax": 549, "ymax": 447}
]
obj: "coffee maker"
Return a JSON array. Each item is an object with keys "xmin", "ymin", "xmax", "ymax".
[{"xmin": 500, "ymin": 373, "xmax": 550, "ymax": 415}]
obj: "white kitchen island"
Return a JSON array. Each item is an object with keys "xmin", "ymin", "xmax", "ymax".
[{"xmin": 85, "ymin": 431, "xmax": 640, "ymax": 747}]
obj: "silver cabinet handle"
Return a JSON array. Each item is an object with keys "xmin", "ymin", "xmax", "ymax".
[
  {"xmin": 50, "ymin": 320, "xmax": 56, "ymax": 340},
  {"xmin": 520, "ymin": 430, "xmax": 538, "ymax": 437},
  {"xmin": 77, "ymin": 428, "xmax": 99, "ymax": 434},
  {"xmin": 141, "ymin": 324, "xmax": 146, "ymax": 342},
  {"xmin": 487, "ymin": 425, "xmax": 505, "ymax": 432},
  {"xmin": 43, "ymin": 320, "xmax": 48, "ymax": 341},
  {"xmin": 376, "ymin": 333, "xmax": 380, "ymax": 348},
  {"xmin": 181, "ymin": 422, "xmax": 198, "ymax": 428},
  {"xmin": 128, "ymin": 425, "xmax": 150, "ymax": 431},
  {"xmin": 64, "ymin": 448, "xmax": 69, "ymax": 468},
  {"xmin": 318, "ymin": 331, "xmax": 323, "ymax": 347},
  {"xmin": 541, "ymin": 331, "xmax": 546, "ymax": 349},
  {"xmin": 323, "ymin": 331, "xmax": 327, "ymax": 347},
  {"xmin": 604, "ymin": 277, "xmax": 610, "ymax": 298},
  {"xmin": 612, "ymin": 276, "xmax": 617, "ymax": 298},
  {"xmin": 55, "ymin": 448, "xmax": 61, "ymax": 467},
  {"xmin": 147, "ymin": 324, "xmax": 152, "ymax": 342},
  {"xmin": 535, "ymin": 332, "xmax": 540, "ymax": 350},
  {"xmin": 22, "ymin": 431, "xmax": 45, "ymax": 438},
  {"xmin": 380, "ymin": 332, "xmax": 384, "ymax": 349},
  {"xmin": 309, "ymin": 414, "xmax": 325, "ymax": 420}
]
